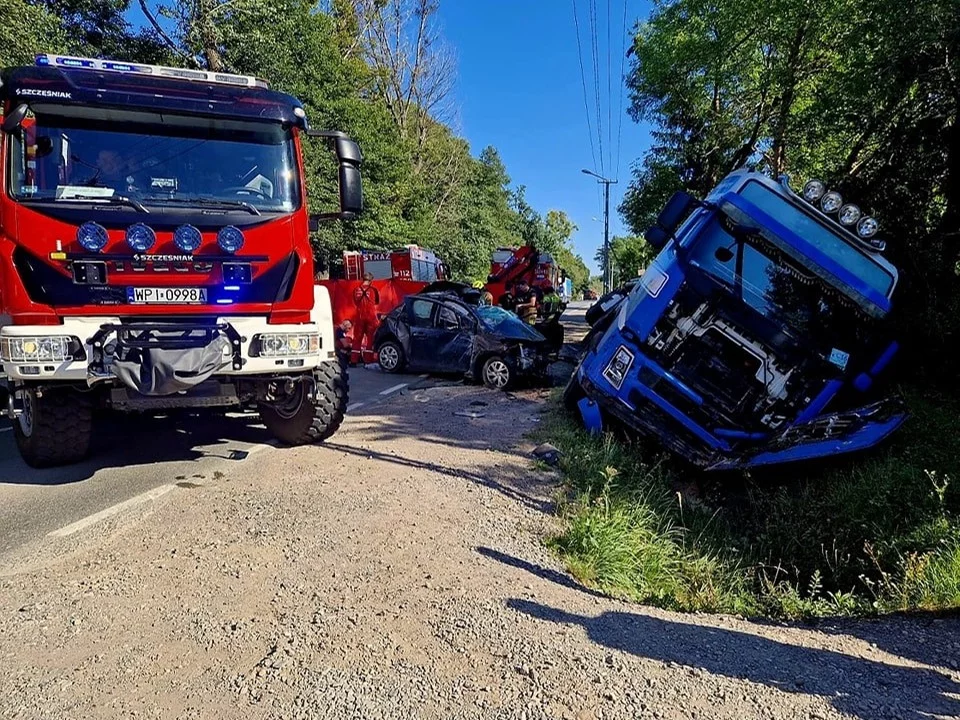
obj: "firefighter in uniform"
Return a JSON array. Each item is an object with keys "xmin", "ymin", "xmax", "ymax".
[{"xmin": 352, "ymin": 272, "xmax": 381, "ymax": 365}]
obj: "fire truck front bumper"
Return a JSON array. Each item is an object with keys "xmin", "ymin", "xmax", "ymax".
[{"xmin": 0, "ymin": 316, "xmax": 338, "ymax": 387}]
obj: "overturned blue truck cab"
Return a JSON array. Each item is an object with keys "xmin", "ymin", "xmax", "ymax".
[{"xmin": 568, "ymin": 170, "xmax": 906, "ymax": 471}]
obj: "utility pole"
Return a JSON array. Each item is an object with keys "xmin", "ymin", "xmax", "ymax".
[{"xmin": 582, "ymin": 169, "xmax": 617, "ymax": 293}]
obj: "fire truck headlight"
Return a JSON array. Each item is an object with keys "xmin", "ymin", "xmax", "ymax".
[
  {"xmin": 857, "ymin": 216, "xmax": 880, "ymax": 239},
  {"xmin": 802, "ymin": 179, "xmax": 826, "ymax": 203},
  {"xmin": 820, "ymin": 191, "xmax": 843, "ymax": 214},
  {"xmin": 838, "ymin": 204, "xmax": 861, "ymax": 226},
  {"xmin": 1, "ymin": 335, "xmax": 81, "ymax": 363},
  {"xmin": 174, "ymin": 224, "xmax": 202, "ymax": 253},
  {"xmin": 217, "ymin": 226, "xmax": 245, "ymax": 254},
  {"xmin": 256, "ymin": 333, "xmax": 320, "ymax": 357},
  {"xmin": 77, "ymin": 222, "xmax": 109, "ymax": 252},
  {"xmin": 126, "ymin": 222, "xmax": 156, "ymax": 252}
]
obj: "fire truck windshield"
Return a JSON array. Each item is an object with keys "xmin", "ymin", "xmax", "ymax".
[{"xmin": 9, "ymin": 108, "xmax": 300, "ymax": 212}]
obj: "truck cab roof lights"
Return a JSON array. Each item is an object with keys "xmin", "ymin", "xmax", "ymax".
[
  {"xmin": 820, "ymin": 191, "xmax": 843, "ymax": 214},
  {"xmin": 838, "ymin": 204, "xmax": 862, "ymax": 226},
  {"xmin": 35, "ymin": 54, "xmax": 269, "ymax": 89}
]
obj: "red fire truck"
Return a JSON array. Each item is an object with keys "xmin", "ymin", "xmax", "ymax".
[
  {"xmin": 318, "ymin": 245, "xmax": 448, "ymax": 328},
  {"xmin": 0, "ymin": 54, "xmax": 363, "ymax": 467},
  {"xmin": 485, "ymin": 244, "xmax": 562, "ymax": 302}
]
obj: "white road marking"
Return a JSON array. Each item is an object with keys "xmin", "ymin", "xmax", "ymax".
[
  {"xmin": 379, "ymin": 382, "xmax": 408, "ymax": 396},
  {"xmin": 347, "ymin": 402, "xmax": 365, "ymax": 412},
  {"xmin": 48, "ymin": 484, "xmax": 176, "ymax": 538},
  {"xmin": 0, "ymin": 427, "xmax": 11, "ymax": 433}
]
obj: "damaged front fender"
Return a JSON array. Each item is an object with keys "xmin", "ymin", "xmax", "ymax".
[{"xmin": 707, "ymin": 397, "xmax": 908, "ymax": 471}]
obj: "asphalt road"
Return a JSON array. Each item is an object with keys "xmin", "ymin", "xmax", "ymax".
[{"xmin": 0, "ymin": 365, "xmax": 430, "ymax": 564}]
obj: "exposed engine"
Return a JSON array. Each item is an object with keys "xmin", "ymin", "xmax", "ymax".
[{"xmin": 643, "ymin": 296, "xmax": 821, "ymax": 432}]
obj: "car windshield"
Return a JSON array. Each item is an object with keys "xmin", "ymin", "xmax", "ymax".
[
  {"xmin": 9, "ymin": 108, "xmax": 299, "ymax": 212},
  {"xmin": 476, "ymin": 306, "xmax": 543, "ymax": 340},
  {"xmin": 686, "ymin": 216, "xmax": 881, "ymax": 356}
]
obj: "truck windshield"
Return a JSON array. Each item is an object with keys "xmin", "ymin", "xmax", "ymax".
[
  {"xmin": 9, "ymin": 108, "xmax": 299, "ymax": 212},
  {"xmin": 738, "ymin": 180, "xmax": 895, "ymax": 298},
  {"xmin": 686, "ymin": 217, "xmax": 880, "ymax": 358}
]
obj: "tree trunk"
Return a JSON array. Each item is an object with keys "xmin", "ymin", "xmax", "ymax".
[{"xmin": 770, "ymin": 19, "xmax": 809, "ymax": 175}]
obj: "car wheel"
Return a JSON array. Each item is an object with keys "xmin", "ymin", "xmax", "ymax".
[
  {"xmin": 377, "ymin": 340, "xmax": 405, "ymax": 373},
  {"xmin": 481, "ymin": 355, "xmax": 512, "ymax": 390}
]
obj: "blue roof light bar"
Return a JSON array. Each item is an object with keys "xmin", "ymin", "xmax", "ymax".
[{"xmin": 34, "ymin": 54, "xmax": 269, "ymax": 89}]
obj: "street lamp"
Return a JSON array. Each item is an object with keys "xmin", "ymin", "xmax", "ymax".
[{"xmin": 582, "ymin": 169, "xmax": 617, "ymax": 293}]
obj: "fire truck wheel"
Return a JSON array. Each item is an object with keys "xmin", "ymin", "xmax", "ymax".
[
  {"xmin": 377, "ymin": 340, "xmax": 405, "ymax": 373},
  {"xmin": 13, "ymin": 387, "xmax": 93, "ymax": 468},
  {"xmin": 258, "ymin": 364, "xmax": 348, "ymax": 445}
]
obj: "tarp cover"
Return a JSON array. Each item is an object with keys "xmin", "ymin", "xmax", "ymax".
[{"xmin": 113, "ymin": 337, "xmax": 230, "ymax": 396}]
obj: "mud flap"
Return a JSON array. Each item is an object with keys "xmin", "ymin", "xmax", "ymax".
[
  {"xmin": 707, "ymin": 399, "xmax": 908, "ymax": 471},
  {"xmin": 578, "ymin": 396, "xmax": 603, "ymax": 436},
  {"xmin": 113, "ymin": 338, "xmax": 231, "ymax": 396}
]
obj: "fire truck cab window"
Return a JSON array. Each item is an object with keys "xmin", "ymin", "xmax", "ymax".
[{"xmin": 363, "ymin": 259, "xmax": 392, "ymax": 279}]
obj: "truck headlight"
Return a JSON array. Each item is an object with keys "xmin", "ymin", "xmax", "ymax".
[
  {"xmin": 0, "ymin": 335, "xmax": 82, "ymax": 362},
  {"xmin": 255, "ymin": 332, "xmax": 320, "ymax": 357},
  {"xmin": 602, "ymin": 345, "xmax": 634, "ymax": 390}
]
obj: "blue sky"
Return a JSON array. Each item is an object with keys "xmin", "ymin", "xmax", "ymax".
[
  {"xmin": 126, "ymin": 1, "xmax": 653, "ymax": 274},
  {"xmin": 437, "ymin": 1, "xmax": 653, "ymax": 273}
]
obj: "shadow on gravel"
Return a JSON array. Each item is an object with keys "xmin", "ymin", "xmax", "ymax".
[
  {"xmin": 0, "ymin": 413, "xmax": 269, "ymax": 486},
  {"xmin": 323, "ymin": 441, "xmax": 554, "ymax": 514},
  {"xmin": 509, "ymin": 598, "xmax": 960, "ymax": 720},
  {"xmin": 475, "ymin": 547, "xmax": 607, "ymax": 599},
  {"xmin": 815, "ymin": 614, "xmax": 960, "ymax": 672}
]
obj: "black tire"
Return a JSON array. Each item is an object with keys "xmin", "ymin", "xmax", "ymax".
[
  {"xmin": 481, "ymin": 355, "xmax": 513, "ymax": 390},
  {"xmin": 13, "ymin": 387, "xmax": 93, "ymax": 468},
  {"xmin": 377, "ymin": 340, "xmax": 405, "ymax": 373},
  {"xmin": 259, "ymin": 363, "xmax": 348, "ymax": 445}
]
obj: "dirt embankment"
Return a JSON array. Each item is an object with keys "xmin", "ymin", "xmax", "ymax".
[{"xmin": 1, "ymin": 379, "xmax": 958, "ymax": 720}]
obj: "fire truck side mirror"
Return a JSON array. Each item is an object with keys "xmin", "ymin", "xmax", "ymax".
[
  {"xmin": 335, "ymin": 138, "xmax": 363, "ymax": 218},
  {"xmin": 1, "ymin": 104, "xmax": 29, "ymax": 134}
]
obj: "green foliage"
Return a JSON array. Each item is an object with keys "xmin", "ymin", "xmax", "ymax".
[
  {"xmin": 541, "ymin": 387, "xmax": 960, "ymax": 618},
  {"xmin": 621, "ymin": 0, "xmax": 960, "ymax": 377},
  {"xmin": 7, "ymin": 1, "xmax": 589, "ymax": 283},
  {"xmin": 1, "ymin": 1, "xmax": 66, "ymax": 67}
]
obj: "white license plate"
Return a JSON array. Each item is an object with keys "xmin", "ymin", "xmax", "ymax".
[{"xmin": 127, "ymin": 287, "xmax": 208, "ymax": 304}]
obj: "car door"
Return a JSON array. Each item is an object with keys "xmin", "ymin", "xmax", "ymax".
[
  {"xmin": 404, "ymin": 297, "xmax": 441, "ymax": 370},
  {"xmin": 406, "ymin": 298, "xmax": 475, "ymax": 373}
]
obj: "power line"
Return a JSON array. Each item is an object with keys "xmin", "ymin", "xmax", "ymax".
[
  {"xmin": 588, "ymin": 0, "xmax": 605, "ymax": 176},
  {"xmin": 615, "ymin": 0, "xmax": 629, "ymax": 180},
  {"xmin": 607, "ymin": 0, "xmax": 613, "ymax": 176},
  {"xmin": 571, "ymin": 0, "xmax": 599, "ymax": 175}
]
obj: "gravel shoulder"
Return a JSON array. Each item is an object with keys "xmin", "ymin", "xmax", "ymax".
[{"xmin": 1, "ymin": 379, "xmax": 958, "ymax": 720}]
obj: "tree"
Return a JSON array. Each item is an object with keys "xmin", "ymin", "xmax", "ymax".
[{"xmin": 621, "ymin": 0, "xmax": 960, "ymax": 374}]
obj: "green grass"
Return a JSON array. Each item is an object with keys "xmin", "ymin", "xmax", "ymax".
[{"xmin": 540, "ymin": 387, "xmax": 960, "ymax": 618}]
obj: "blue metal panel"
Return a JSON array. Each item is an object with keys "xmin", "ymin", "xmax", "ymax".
[
  {"xmin": 578, "ymin": 397, "xmax": 603, "ymax": 436},
  {"xmin": 738, "ymin": 414, "xmax": 907, "ymax": 469}
]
